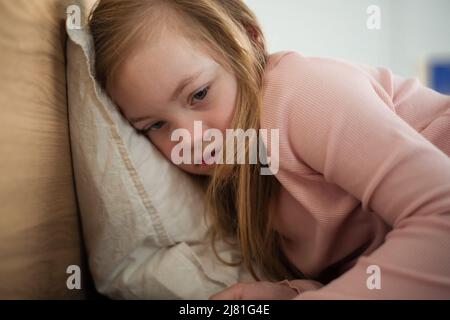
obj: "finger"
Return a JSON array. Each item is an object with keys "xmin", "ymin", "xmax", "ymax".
[{"xmin": 209, "ymin": 283, "xmax": 244, "ymax": 300}]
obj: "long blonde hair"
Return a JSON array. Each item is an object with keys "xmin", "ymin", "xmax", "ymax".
[{"xmin": 89, "ymin": 0, "xmax": 304, "ymax": 281}]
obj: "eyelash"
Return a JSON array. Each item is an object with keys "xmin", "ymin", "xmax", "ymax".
[
  {"xmin": 138, "ymin": 85, "xmax": 210, "ymax": 135},
  {"xmin": 192, "ymin": 85, "xmax": 209, "ymax": 102}
]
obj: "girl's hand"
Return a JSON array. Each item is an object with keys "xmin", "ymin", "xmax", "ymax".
[{"xmin": 208, "ymin": 280, "xmax": 300, "ymax": 300}]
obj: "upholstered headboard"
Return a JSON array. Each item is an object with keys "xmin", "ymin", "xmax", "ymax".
[{"xmin": 0, "ymin": 0, "xmax": 89, "ymax": 299}]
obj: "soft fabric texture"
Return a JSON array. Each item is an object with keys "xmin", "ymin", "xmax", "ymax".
[
  {"xmin": 65, "ymin": 3, "xmax": 254, "ymax": 299},
  {"xmin": 0, "ymin": 0, "xmax": 85, "ymax": 299},
  {"xmin": 261, "ymin": 51, "xmax": 450, "ymax": 299}
]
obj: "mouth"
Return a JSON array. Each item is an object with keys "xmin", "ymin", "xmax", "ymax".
[{"xmin": 199, "ymin": 150, "xmax": 216, "ymax": 166}]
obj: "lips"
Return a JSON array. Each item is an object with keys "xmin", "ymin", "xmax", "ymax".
[{"xmin": 202, "ymin": 150, "xmax": 216, "ymax": 165}]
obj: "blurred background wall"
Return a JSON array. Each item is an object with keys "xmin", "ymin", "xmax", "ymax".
[{"xmin": 245, "ymin": 0, "xmax": 450, "ymax": 93}]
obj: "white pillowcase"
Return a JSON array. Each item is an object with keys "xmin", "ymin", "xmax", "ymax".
[{"xmin": 65, "ymin": 4, "xmax": 256, "ymax": 299}]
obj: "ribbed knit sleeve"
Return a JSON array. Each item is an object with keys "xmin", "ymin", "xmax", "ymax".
[{"xmin": 263, "ymin": 52, "xmax": 450, "ymax": 299}]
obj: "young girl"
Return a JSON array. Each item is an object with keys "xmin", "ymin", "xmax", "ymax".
[{"xmin": 88, "ymin": 0, "xmax": 450, "ymax": 299}]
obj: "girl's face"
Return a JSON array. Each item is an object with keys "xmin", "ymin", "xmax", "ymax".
[{"xmin": 111, "ymin": 29, "xmax": 238, "ymax": 176}]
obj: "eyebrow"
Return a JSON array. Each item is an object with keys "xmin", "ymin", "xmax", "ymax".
[{"xmin": 129, "ymin": 70, "xmax": 204, "ymax": 124}]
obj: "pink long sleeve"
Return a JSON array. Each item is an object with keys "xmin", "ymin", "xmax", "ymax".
[{"xmin": 261, "ymin": 51, "xmax": 450, "ymax": 299}]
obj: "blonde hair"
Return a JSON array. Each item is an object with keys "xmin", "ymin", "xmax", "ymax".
[{"xmin": 89, "ymin": 0, "xmax": 304, "ymax": 281}]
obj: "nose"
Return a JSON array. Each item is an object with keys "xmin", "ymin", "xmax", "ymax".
[{"xmin": 171, "ymin": 117, "xmax": 211, "ymax": 162}]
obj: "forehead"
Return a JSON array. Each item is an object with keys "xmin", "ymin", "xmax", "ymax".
[{"xmin": 122, "ymin": 34, "xmax": 216, "ymax": 86}]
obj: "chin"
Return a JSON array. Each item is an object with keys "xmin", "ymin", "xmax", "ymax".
[{"xmin": 180, "ymin": 164, "xmax": 215, "ymax": 176}]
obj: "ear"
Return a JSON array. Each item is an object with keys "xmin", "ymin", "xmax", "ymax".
[{"xmin": 244, "ymin": 23, "xmax": 262, "ymax": 44}]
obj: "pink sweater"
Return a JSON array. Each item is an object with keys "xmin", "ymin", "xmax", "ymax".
[{"xmin": 261, "ymin": 51, "xmax": 450, "ymax": 299}]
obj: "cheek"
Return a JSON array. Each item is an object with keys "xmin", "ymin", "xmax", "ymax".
[
  {"xmin": 149, "ymin": 137, "xmax": 173, "ymax": 162},
  {"xmin": 216, "ymin": 80, "xmax": 238, "ymax": 130},
  {"xmin": 150, "ymin": 136, "xmax": 214, "ymax": 176}
]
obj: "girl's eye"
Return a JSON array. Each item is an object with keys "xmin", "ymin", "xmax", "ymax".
[
  {"xmin": 140, "ymin": 121, "xmax": 166, "ymax": 134},
  {"xmin": 191, "ymin": 86, "xmax": 209, "ymax": 103},
  {"xmin": 150, "ymin": 121, "xmax": 166, "ymax": 130}
]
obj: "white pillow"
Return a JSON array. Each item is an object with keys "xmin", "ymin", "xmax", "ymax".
[{"xmin": 65, "ymin": 2, "xmax": 256, "ymax": 299}]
